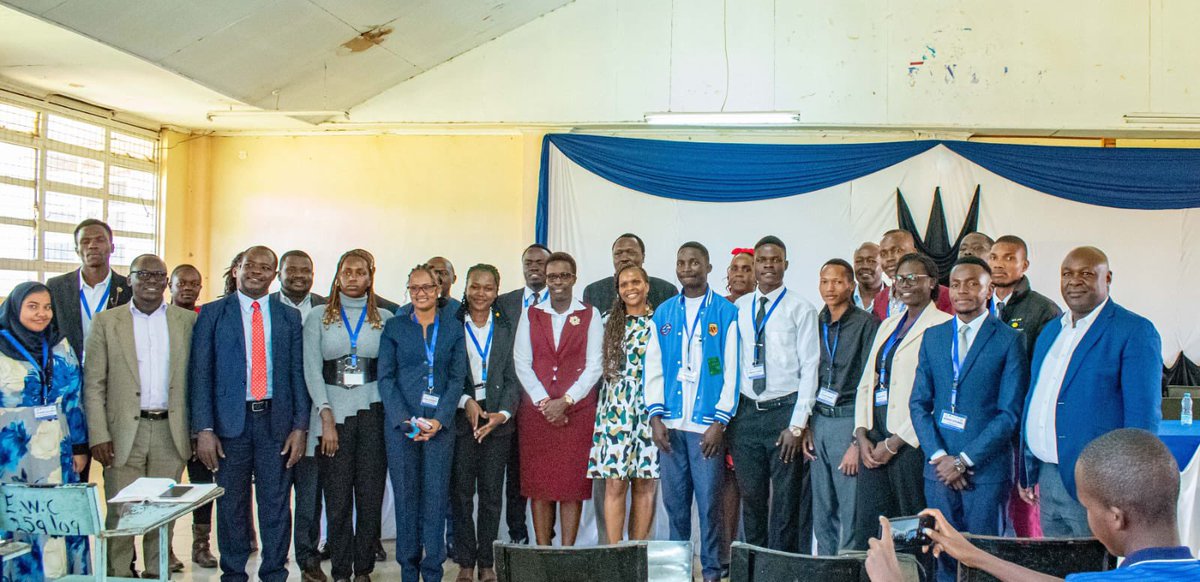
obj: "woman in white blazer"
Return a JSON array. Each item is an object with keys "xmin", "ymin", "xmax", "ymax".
[{"xmin": 852, "ymin": 253, "xmax": 952, "ymax": 547}]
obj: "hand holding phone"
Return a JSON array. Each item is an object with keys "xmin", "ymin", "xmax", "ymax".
[{"xmin": 882, "ymin": 514, "xmax": 935, "ymax": 549}]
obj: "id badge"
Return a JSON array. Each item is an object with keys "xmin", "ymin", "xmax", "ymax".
[
  {"xmin": 421, "ymin": 392, "xmax": 440, "ymax": 408},
  {"xmin": 474, "ymin": 385, "xmax": 487, "ymax": 402},
  {"xmin": 874, "ymin": 389, "xmax": 888, "ymax": 407},
  {"xmin": 677, "ymin": 368, "xmax": 699, "ymax": 383},
  {"xmin": 339, "ymin": 356, "xmax": 364, "ymax": 387},
  {"xmin": 747, "ymin": 363, "xmax": 766, "ymax": 380},
  {"xmin": 34, "ymin": 405, "xmax": 57, "ymax": 420},
  {"xmin": 938, "ymin": 410, "xmax": 968, "ymax": 432},
  {"xmin": 816, "ymin": 387, "xmax": 839, "ymax": 407}
]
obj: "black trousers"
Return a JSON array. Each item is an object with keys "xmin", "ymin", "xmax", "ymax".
[
  {"xmin": 852, "ymin": 442, "xmax": 927, "ymax": 550},
  {"xmin": 504, "ymin": 424, "xmax": 528, "ymax": 541},
  {"xmin": 452, "ymin": 410, "xmax": 514, "ymax": 569},
  {"xmin": 318, "ymin": 404, "xmax": 388, "ymax": 579},
  {"xmin": 728, "ymin": 395, "xmax": 813, "ymax": 553},
  {"xmin": 187, "ymin": 456, "xmax": 215, "ymax": 526}
]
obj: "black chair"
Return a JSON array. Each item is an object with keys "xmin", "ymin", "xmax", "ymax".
[
  {"xmin": 957, "ymin": 535, "xmax": 1116, "ymax": 581},
  {"xmin": 729, "ymin": 541, "xmax": 924, "ymax": 582},
  {"xmin": 493, "ymin": 541, "xmax": 648, "ymax": 582}
]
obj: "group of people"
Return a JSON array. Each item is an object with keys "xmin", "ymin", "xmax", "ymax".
[{"xmin": 0, "ymin": 217, "xmax": 1190, "ymax": 582}]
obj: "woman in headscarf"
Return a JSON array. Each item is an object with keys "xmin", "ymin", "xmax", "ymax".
[{"xmin": 0, "ymin": 282, "xmax": 90, "ymax": 580}]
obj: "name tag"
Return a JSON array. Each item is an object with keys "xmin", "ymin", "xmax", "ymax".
[
  {"xmin": 421, "ymin": 393, "xmax": 440, "ymax": 408},
  {"xmin": 34, "ymin": 405, "xmax": 57, "ymax": 420},
  {"xmin": 474, "ymin": 386, "xmax": 487, "ymax": 402},
  {"xmin": 343, "ymin": 372, "xmax": 364, "ymax": 386},
  {"xmin": 874, "ymin": 389, "xmax": 888, "ymax": 407},
  {"xmin": 939, "ymin": 410, "xmax": 967, "ymax": 432},
  {"xmin": 747, "ymin": 363, "xmax": 766, "ymax": 380},
  {"xmin": 677, "ymin": 368, "xmax": 699, "ymax": 383},
  {"xmin": 816, "ymin": 388, "xmax": 839, "ymax": 407}
]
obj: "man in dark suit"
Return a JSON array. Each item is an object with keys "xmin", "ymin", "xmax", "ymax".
[
  {"xmin": 190, "ymin": 245, "xmax": 310, "ymax": 582},
  {"xmin": 910, "ymin": 257, "xmax": 1029, "ymax": 582},
  {"xmin": 581, "ymin": 233, "xmax": 677, "ymax": 315},
  {"xmin": 1020, "ymin": 246, "xmax": 1162, "ymax": 537},
  {"xmin": 493, "ymin": 242, "xmax": 552, "ymax": 544},
  {"xmin": 270, "ymin": 249, "xmax": 327, "ymax": 582},
  {"xmin": 46, "ymin": 219, "xmax": 132, "ymax": 363}
]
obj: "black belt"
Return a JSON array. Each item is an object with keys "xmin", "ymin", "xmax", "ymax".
[
  {"xmin": 247, "ymin": 400, "xmax": 271, "ymax": 413},
  {"xmin": 814, "ymin": 402, "xmax": 856, "ymax": 418},
  {"xmin": 322, "ymin": 358, "xmax": 378, "ymax": 387},
  {"xmin": 741, "ymin": 392, "xmax": 797, "ymax": 412},
  {"xmin": 139, "ymin": 410, "xmax": 169, "ymax": 420}
]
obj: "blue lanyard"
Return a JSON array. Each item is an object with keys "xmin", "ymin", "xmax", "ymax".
[
  {"xmin": 79, "ymin": 284, "xmax": 111, "ymax": 321},
  {"xmin": 682, "ymin": 288, "xmax": 710, "ymax": 368},
  {"xmin": 821, "ymin": 320, "xmax": 839, "ymax": 388},
  {"xmin": 1, "ymin": 330, "xmax": 49, "ymax": 404},
  {"xmin": 951, "ymin": 317, "xmax": 963, "ymax": 412},
  {"xmin": 753, "ymin": 288, "xmax": 787, "ymax": 337},
  {"xmin": 524, "ymin": 290, "xmax": 544, "ymax": 308},
  {"xmin": 988, "ymin": 296, "xmax": 997, "ymax": 317},
  {"xmin": 339, "ymin": 306, "xmax": 367, "ymax": 367},
  {"xmin": 415, "ymin": 314, "xmax": 440, "ymax": 391},
  {"xmin": 465, "ymin": 314, "xmax": 494, "ymax": 383},
  {"xmin": 877, "ymin": 312, "xmax": 910, "ymax": 389}
]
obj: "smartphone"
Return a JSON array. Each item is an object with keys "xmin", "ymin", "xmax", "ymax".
[
  {"xmin": 884, "ymin": 514, "xmax": 935, "ymax": 548},
  {"xmin": 159, "ymin": 485, "xmax": 193, "ymax": 499}
]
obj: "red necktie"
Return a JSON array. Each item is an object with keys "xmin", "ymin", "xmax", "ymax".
[{"xmin": 250, "ymin": 301, "xmax": 267, "ymax": 400}]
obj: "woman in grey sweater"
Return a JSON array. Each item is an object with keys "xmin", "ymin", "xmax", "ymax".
[{"xmin": 303, "ymin": 249, "xmax": 393, "ymax": 582}]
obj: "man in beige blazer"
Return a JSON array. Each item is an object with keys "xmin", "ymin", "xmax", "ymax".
[{"xmin": 84, "ymin": 254, "xmax": 197, "ymax": 578}]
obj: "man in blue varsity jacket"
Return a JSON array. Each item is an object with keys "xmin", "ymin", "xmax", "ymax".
[
  {"xmin": 910, "ymin": 257, "xmax": 1029, "ymax": 582},
  {"xmin": 645, "ymin": 242, "xmax": 739, "ymax": 582}
]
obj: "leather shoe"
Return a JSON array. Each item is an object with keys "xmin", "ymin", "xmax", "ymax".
[
  {"xmin": 353, "ymin": 575, "xmax": 371, "ymax": 582},
  {"xmin": 478, "ymin": 567, "xmax": 497, "ymax": 582},
  {"xmin": 455, "ymin": 566, "xmax": 474, "ymax": 581},
  {"xmin": 373, "ymin": 542, "xmax": 386, "ymax": 562},
  {"xmin": 301, "ymin": 561, "xmax": 328, "ymax": 582}
]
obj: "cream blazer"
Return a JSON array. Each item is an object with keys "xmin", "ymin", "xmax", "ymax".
[{"xmin": 853, "ymin": 304, "xmax": 952, "ymax": 447}]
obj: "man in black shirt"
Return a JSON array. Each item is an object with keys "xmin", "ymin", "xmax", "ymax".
[
  {"xmin": 804, "ymin": 259, "xmax": 880, "ymax": 555},
  {"xmin": 581, "ymin": 233, "xmax": 677, "ymax": 314},
  {"xmin": 987, "ymin": 235, "xmax": 1061, "ymax": 352}
]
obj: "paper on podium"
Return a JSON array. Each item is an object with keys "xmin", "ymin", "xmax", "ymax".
[{"xmin": 110, "ymin": 478, "xmax": 217, "ymax": 504}]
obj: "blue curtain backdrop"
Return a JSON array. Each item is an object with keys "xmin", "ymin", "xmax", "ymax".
[{"xmin": 536, "ymin": 134, "xmax": 1200, "ymax": 244}]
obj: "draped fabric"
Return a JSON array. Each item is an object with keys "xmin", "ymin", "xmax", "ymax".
[{"xmin": 896, "ymin": 187, "xmax": 981, "ymax": 286}]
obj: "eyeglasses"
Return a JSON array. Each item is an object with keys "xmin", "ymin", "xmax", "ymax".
[
  {"xmin": 407, "ymin": 284, "xmax": 438, "ymax": 296},
  {"xmin": 131, "ymin": 270, "xmax": 168, "ymax": 282},
  {"xmin": 893, "ymin": 273, "xmax": 932, "ymax": 286},
  {"xmin": 545, "ymin": 273, "xmax": 575, "ymax": 283}
]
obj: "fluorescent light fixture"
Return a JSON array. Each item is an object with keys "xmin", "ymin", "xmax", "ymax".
[
  {"xmin": 206, "ymin": 110, "xmax": 349, "ymax": 121},
  {"xmin": 1123, "ymin": 112, "xmax": 1200, "ymax": 125},
  {"xmin": 644, "ymin": 111, "xmax": 801, "ymax": 125}
]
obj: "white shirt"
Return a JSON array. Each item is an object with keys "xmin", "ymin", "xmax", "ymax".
[
  {"xmin": 1025, "ymin": 299, "xmax": 1109, "ymax": 464},
  {"xmin": 735, "ymin": 286, "xmax": 821, "ymax": 428},
  {"xmin": 278, "ymin": 293, "xmax": 316, "ymax": 321},
  {"xmin": 930, "ymin": 312, "xmax": 989, "ymax": 463},
  {"xmin": 513, "ymin": 298, "xmax": 603, "ymax": 404},
  {"xmin": 886, "ymin": 287, "xmax": 906, "ymax": 319},
  {"xmin": 853, "ymin": 284, "xmax": 880, "ymax": 312},
  {"xmin": 130, "ymin": 302, "xmax": 170, "ymax": 410},
  {"xmin": 237, "ymin": 292, "xmax": 273, "ymax": 400},
  {"xmin": 79, "ymin": 270, "xmax": 113, "ymax": 345},
  {"xmin": 522, "ymin": 286, "xmax": 548, "ymax": 309}
]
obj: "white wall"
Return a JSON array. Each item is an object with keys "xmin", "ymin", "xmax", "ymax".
[{"xmin": 351, "ymin": 0, "xmax": 1200, "ymax": 131}]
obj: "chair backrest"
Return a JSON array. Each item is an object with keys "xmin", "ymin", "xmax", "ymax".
[
  {"xmin": 0, "ymin": 483, "xmax": 104, "ymax": 537},
  {"xmin": 493, "ymin": 542, "xmax": 648, "ymax": 582},
  {"xmin": 958, "ymin": 535, "xmax": 1116, "ymax": 582},
  {"xmin": 730, "ymin": 542, "xmax": 886, "ymax": 582},
  {"xmin": 1163, "ymin": 396, "xmax": 1183, "ymax": 420},
  {"xmin": 1168, "ymin": 386, "xmax": 1200, "ymax": 399}
]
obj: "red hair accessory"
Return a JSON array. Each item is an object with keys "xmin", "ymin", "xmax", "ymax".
[{"xmin": 731, "ymin": 247, "xmax": 755, "ymax": 256}]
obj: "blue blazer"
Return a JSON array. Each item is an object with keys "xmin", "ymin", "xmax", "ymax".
[
  {"xmin": 378, "ymin": 305, "xmax": 468, "ymax": 432},
  {"xmin": 188, "ymin": 293, "xmax": 309, "ymax": 441},
  {"xmin": 911, "ymin": 315, "xmax": 1029, "ymax": 484},
  {"xmin": 1020, "ymin": 300, "xmax": 1162, "ymax": 497}
]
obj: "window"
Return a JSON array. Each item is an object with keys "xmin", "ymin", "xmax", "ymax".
[{"xmin": 0, "ymin": 94, "xmax": 159, "ymax": 296}]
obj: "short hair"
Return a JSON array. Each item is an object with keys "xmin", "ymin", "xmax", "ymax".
[
  {"xmin": 545, "ymin": 251, "xmax": 577, "ymax": 274},
  {"xmin": 279, "ymin": 250, "xmax": 312, "ymax": 266},
  {"xmin": 1078, "ymin": 428, "xmax": 1179, "ymax": 525},
  {"xmin": 882, "ymin": 229, "xmax": 913, "ymax": 243},
  {"xmin": 754, "ymin": 235, "xmax": 787, "ymax": 254},
  {"xmin": 74, "ymin": 219, "xmax": 113, "ymax": 242},
  {"xmin": 678, "ymin": 241, "xmax": 710, "ymax": 261},
  {"xmin": 170, "ymin": 264, "xmax": 200, "ymax": 279},
  {"xmin": 523, "ymin": 243, "xmax": 551, "ymax": 257},
  {"xmin": 965, "ymin": 231, "xmax": 994, "ymax": 246},
  {"xmin": 612, "ymin": 233, "xmax": 645, "ymax": 254},
  {"xmin": 821, "ymin": 258, "xmax": 854, "ymax": 281},
  {"xmin": 952, "ymin": 255, "xmax": 992, "ymax": 276},
  {"xmin": 993, "ymin": 235, "xmax": 1028, "ymax": 254},
  {"xmin": 896, "ymin": 253, "xmax": 940, "ymax": 300},
  {"xmin": 129, "ymin": 254, "xmax": 161, "ymax": 270}
]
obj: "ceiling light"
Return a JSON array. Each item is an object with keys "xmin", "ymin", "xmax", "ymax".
[
  {"xmin": 1123, "ymin": 113, "xmax": 1200, "ymax": 125},
  {"xmin": 644, "ymin": 111, "xmax": 801, "ymax": 125},
  {"xmin": 206, "ymin": 110, "xmax": 349, "ymax": 122}
]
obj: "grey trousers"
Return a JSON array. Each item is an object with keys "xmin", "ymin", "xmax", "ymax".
[
  {"xmin": 810, "ymin": 413, "xmax": 860, "ymax": 555},
  {"xmin": 103, "ymin": 418, "xmax": 186, "ymax": 577},
  {"xmin": 1037, "ymin": 462, "xmax": 1090, "ymax": 537}
]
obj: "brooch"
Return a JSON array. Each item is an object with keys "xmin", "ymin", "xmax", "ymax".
[
  {"xmin": 568, "ymin": 315, "xmax": 581, "ymax": 326},
  {"xmin": 708, "ymin": 323, "xmax": 719, "ymax": 336},
  {"xmin": 660, "ymin": 323, "xmax": 672, "ymax": 335}
]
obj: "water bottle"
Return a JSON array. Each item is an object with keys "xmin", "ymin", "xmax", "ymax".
[{"xmin": 1183, "ymin": 393, "xmax": 1194, "ymax": 426}]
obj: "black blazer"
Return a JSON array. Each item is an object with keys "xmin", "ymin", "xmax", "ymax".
[
  {"xmin": 459, "ymin": 305, "xmax": 521, "ymax": 435},
  {"xmin": 269, "ymin": 291, "xmax": 327, "ymax": 314},
  {"xmin": 47, "ymin": 268, "xmax": 132, "ymax": 362},
  {"xmin": 496, "ymin": 288, "xmax": 526, "ymax": 325}
]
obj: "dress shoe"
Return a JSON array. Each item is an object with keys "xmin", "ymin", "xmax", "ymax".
[
  {"xmin": 454, "ymin": 566, "xmax": 474, "ymax": 582},
  {"xmin": 478, "ymin": 567, "xmax": 498, "ymax": 582},
  {"xmin": 353, "ymin": 575, "xmax": 372, "ymax": 582},
  {"xmin": 300, "ymin": 560, "xmax": 328, "ymax": 582},
  {"xmin": 373, "ymin": 541, "xmax": 386, "ymax": 562}
]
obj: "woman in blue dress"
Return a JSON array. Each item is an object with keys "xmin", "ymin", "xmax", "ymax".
[{"xmin": 0, "ymin": 282, "xmax": 90, "ymax": 580}]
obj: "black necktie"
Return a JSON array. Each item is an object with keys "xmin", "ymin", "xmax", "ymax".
[{"xmin": 754, "ymin": 296, "xmax": 768, "ymax": 395}]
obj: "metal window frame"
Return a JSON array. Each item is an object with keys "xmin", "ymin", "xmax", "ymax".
[{"xmin": 0, "ymin": 91, "xmax": 160, "ymax": 283}]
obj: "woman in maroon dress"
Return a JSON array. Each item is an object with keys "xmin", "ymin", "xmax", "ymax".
[{"xmin": 512, "ymin": 252, "xmax": 604, "ymax": 546}]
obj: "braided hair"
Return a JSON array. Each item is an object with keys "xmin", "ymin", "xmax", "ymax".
[
  {"xmin": 407, "ymin": 263, "xmax": 441, "ymax": 307},
  {"xmin": 321, "ymin": 249, "xmax": 384, "ymax": 329},
  {"xmin": 458, "ymin": 263, "xmax": 501, "ymax": 319},
  {"xmin": 221, "ymin": 251, "xmax": 244, "ymax": 297},
  {"xmin": 602, "ymin": 264, "xmax": 650, "ymax": 382}
]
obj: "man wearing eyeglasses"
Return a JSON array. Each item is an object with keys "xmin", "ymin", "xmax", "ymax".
[
  {"xmin": 83, "ymin": 254, "xmax": 198, "ymax": 578},
  {"xmin": 873, "ymin": 230, "xmax": 954, "ymax": 320}
]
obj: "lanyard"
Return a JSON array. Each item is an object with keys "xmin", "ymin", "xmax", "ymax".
[
  {"xmin": 417, "ymin": 314, "xmax": 440, "ymax": 391},
  {"xmin": 682, "ymin": 289, "xmax": 710, "ymax": 370},
  {"xmin": 339, "ymin": 307, "xmax": 367, "ymax": 367},
  {"xmin": 1, "ymin": 330, "xmax": 49, "ymax": 403},
  {"xmin": 79, "ymin": 284, "xmax": 111, "ymax": 321},
  {"xmin": 752, "ymin": 288, "xmax": 786, "ymax": 364},
  {"xmin": 877, "ymin": 312, "xmax": 910, "ymax": 389},
  {"xmin": 988, "ymin": 296, "xmax": 997, "ymax": 317},
  {"xmin": 524, "ymin": 290, "xmax": 545, "ymax": 308},
  {"xmin": 821, "ymin": 320, "xmax": 840, "ymax": 388},
  {"xmin": 951, "ymin": 317, "xmax": 963, "ymax": 412},
  {"xmin": 465, "ymin": 314, "xmax": 494, "ymax": 382}
]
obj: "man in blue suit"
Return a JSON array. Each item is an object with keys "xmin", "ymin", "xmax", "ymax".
[
  {"xmin": 1020, "ymin": 246, "xmax": 1162, "ymax": 537},
  {"xmin": 191, "ymin": 245, "xmax": 310, "ymax": 582},
  {"xmin": 911, "ymin": 256, "xmax": 1029, "ymax": 582}
]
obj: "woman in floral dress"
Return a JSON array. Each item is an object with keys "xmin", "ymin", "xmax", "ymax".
[
  {"xmin": 587, "ymin": 265, "xmax": 660, "ymax": 543},
  {"xmin": 0, "ymin": 282, "xmax": 90, "ymax": 581}
]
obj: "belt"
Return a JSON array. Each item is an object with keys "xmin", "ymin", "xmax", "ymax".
[
  {"xmin": 741, "ymin": 392, "xmax": 797, "ymax": 412},
  {"xmin": 322, "ymin": 358, "xmax": 379, "ymax": 387},
  {"xmin": 815, "ymin": 402, "xmax": 856, "ymax": 418},
  {"xmin": 139, "ymin": 410, "xmax": 169, "ymax": 420},
  {"xmin": 247, "ymin": 400, "xmax": 271, "ymax": 413}
]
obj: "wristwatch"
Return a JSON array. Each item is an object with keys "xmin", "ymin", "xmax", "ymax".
[
  {"xmin": 953, "ymin": 457, "xmax": 966, "ymax": 473},
  {"xmin": 789, "ymin": 425, "xmax": 804, "ymax": 438},
  {"xmin": 563, "ymin": 394, "xmax": 575, "ymax": 407}
]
